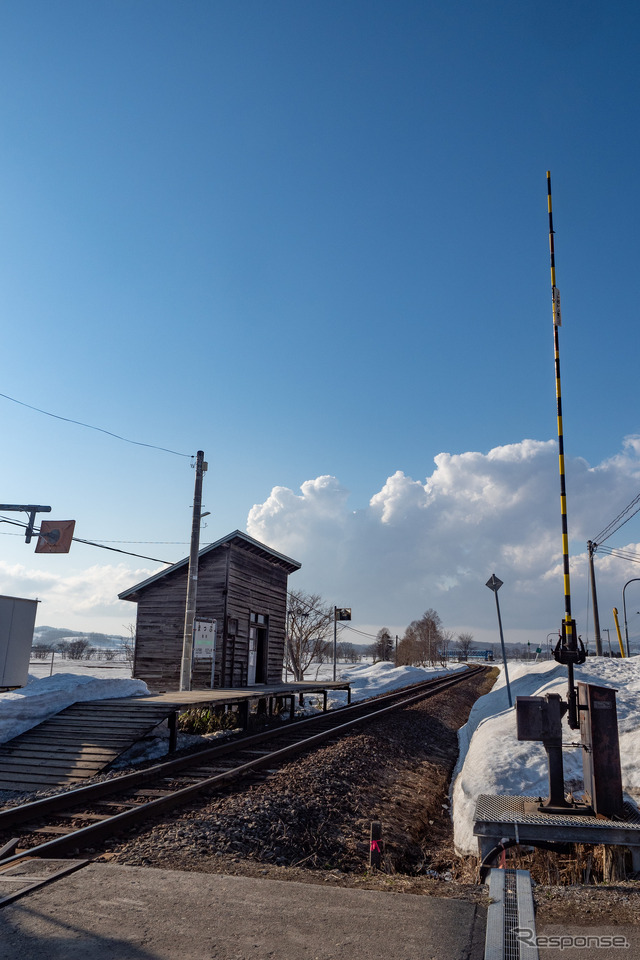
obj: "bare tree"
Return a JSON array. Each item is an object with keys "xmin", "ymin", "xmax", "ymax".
[
  {"xmin": 456, "ymin": 632, "xmax": 474, "ymax": 660},
  {"xmin": 439, "ymin": 629, "xmax": 454, "ymax": 665},
  {"xmin": 338, "ymin": 641, "xmax": 362, "ymax": 664},
  {"xmin": 31, "ymin": 643, "xmax": 54, "ymax": 660},
  {"xmin": 374, "ymin": 627, "xmax": 393, "ymax": 662},
  {"xmin": 397, "ymin": 609, "xmax": 443, "ymax": 666},
  {"xmin": 65, "ymin": 638, "xmax": 90, "ymax": 660},
  {"xmin": 285, "ymin": 589, "xmax": 334, "ymax": 681},
  {"xmin": 123, "ymin": 624, "xmax": 136, "ymax": 677}
]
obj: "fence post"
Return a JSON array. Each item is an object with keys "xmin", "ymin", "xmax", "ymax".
[{"xmin": 370, "ymin": 821, "xmax": 382, "ymax": 870}]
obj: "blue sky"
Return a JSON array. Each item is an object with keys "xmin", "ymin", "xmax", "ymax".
[{"xmin": 2, "ymin": 1, "xmax": 640, "ymax": 648}]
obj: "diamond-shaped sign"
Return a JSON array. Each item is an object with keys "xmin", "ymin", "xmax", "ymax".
[
  {"xmin": 485, "ymin": 574, "xmax": 503, "ymax": 593},
  {"xmin": 35, "ymin": 520, "xmax": 76, "ymax": 554}
]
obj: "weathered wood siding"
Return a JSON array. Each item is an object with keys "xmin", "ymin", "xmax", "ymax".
[
  {"xmin": 132, "ymin": 539, "xmax": 290, "ymax": 692},
  {"xmin": 222, "ymin": 544, "xmax": 288, "ymax": 687}
]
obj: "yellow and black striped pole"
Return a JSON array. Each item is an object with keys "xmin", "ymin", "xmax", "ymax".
[
  {"xmin": 547, "ymin": 172, "xmax": 573, "ymax": 636},
  {"xmin": 547, "ymin": 172, "xmax": 584, "ymax": 728}
]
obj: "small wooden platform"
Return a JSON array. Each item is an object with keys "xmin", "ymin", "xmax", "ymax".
[
  {"xmin": 0, "ymin": 700, "xmax": 178, "ymax": 793},
  {"xmin": 0, "ymin": 680, "xmax": 351, "ymax": 793},
  {"xmin": 125, "ymin": 679, "xmax": 351, "ymax": 707}
]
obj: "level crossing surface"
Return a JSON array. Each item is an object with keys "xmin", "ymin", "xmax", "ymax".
[{"xmin": 0, "ymin": 863, "xmax": 487, "ymax": 960}]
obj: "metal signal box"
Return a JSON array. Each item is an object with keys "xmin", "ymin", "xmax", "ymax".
[
  {"xmin": 516, "ymin": 693, "xmax": 573, "ymax": 811},
  {"xmin": 578, "ymin": 682, "xmax": 624, "ymax": 818},
  {"xmin": 516, "ymin": 694, "xmax": 563, "ymax": 742}
]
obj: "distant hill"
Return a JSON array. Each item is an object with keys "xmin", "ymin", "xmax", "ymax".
[{"xmin": 33, "ymin": 626, "xmax": 128, "ymax": 649}]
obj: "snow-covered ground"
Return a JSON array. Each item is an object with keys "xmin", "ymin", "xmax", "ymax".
[
  {"xmin": 4, "ymin": 655, "xmax": 639, "ymax": 864},
  {"xmin": 0, "ymin": 673, "xmax": 149, "ymax": 745},
  {"xmin": 451, "ymin": 656, "xmax": 640, "ymax": 856}
]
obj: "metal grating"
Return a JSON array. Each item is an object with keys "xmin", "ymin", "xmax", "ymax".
[
  {"xmin": 484, "ymin": 868, "xmax": 539, "ymax": 960},
  {"xmin": 503, "ymin": 870, "xmax": 519, "ymax": 960},
  {"xmin": 475, "ymin": 795, "xmax": 640, "ymax": 829}
]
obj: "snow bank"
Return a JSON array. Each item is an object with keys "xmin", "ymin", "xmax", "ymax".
[
  {"xmin": 340, "ymin": 660, "xmax": 466, "ymax": 701},
  {"xmin": 0, "ymin": 674, "xmax": 149, "ymax": 744},
  {"xmin": 451, "ymin": 657, "xmax": 640, "ymax": 856}
]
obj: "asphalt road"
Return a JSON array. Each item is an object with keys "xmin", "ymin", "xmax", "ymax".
[{"xmin": 0, "ymin": 862, "xmax": 487, "ymax": 960}]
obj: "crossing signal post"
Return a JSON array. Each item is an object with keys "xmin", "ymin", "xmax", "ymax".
[
  {"xmin": 512, "ymin": 174, "xmax": 622, "ymax": 816},
  {"xmin": 546, "ymin": 172, "xmax": 585, "ymax": 729}
]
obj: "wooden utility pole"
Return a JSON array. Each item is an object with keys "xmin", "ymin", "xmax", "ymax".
[
  {"xmin": 587, "ymin": 541, "xmax": 603, "ymax": 656},
  {"xmin": 179, "ymin": 450, "xmax": 206, "ymax": 691}
]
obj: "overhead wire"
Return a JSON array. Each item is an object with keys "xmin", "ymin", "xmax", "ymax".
[
  {"xmin": 598, "ymin": 544, "xmax": 640, "ymax": 565},
  {"xmin": 0, "ymin": 516, "xmax": 175, "ymax": 565},
  {"xmin": 0, "ymin": 391, "xmax": 193, "ymax": 458},
  {"xmin": 285, "ymin": 590, "xmax": 394, "ymax": 642},
  {"xmin": 592, "ymin": 492, "xmax": 640, "ymax": 546}
]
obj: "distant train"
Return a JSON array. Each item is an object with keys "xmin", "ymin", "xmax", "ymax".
[{"xmin": 459, "ymin": 649, "xmax": 494, "ymax": 662}]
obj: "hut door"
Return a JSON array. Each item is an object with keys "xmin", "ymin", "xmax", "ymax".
[{"xmin": 248, "ymin": 613, "xmax": 268, "ymax": 684}]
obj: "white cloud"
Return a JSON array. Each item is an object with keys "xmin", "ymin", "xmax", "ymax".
[
  {"xmin": 0, "ymin": 561, "xmax": 159, "ymax": 632},
  {"xmin": 248, "ymin": 437, "xmax": 640, "ymax": 646},
  {"xmin": 5, "ymin": 436, "xmax": 640, "ymax": 647}
]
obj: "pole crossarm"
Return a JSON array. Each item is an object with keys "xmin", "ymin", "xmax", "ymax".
[{"xmin": 0, "ymin": 504, "xmax": 51, "ymax": 543}]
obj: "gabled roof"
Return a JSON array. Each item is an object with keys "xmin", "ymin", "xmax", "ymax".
[{"xmin": 119, "ymin": 529, "xmax": 301, "ymax": 602}]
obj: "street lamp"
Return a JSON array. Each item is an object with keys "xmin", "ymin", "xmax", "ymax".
[{"xmin": 622, "ymin": 578, "xmax": 640, "ymax": 658}]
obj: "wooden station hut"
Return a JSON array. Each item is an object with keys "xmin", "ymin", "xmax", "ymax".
[{"xmin": 119, "ymin": 530, "xmax": 301, "ymax": 692}]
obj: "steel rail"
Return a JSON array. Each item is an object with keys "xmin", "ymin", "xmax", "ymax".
[
  {"xmin": 0, "ymin": 666, "xmax": 483, "ymax": 829},
  {"xmin": 0, "ymin": 666, "xmax": 485, "ymax": 869}
]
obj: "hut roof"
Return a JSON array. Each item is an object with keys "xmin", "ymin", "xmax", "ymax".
[{"xmin": 119, "ymin": 530, "xmax": 301, "ymax": 602}]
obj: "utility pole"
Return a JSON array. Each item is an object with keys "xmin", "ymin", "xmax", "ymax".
[
  {"xmin": 179, "ymin": 450, "xmax": 207, "ymax": 692},
  {"xmin": 587, "ymin": 541, "xmax": 603, "ymax": 656}
]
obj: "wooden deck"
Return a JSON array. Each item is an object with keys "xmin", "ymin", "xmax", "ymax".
[
  {"xmin": 0, "ymin": 700, "xmax": 177, "ymax": 793},
  {"xmin": 123, "ymin": 679, "xmax": 351, "ymax": 706},
  {"xmin": 0, "ymin": 680, "xmax": 351, "ymax": 793}
]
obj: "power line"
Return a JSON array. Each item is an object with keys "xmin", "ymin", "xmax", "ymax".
[
  {"xmin": 592, "ymin": 492, "xmax": 640, "ymax": 546},
  {"xmin": 340, "ymin": 622, "xmax": 381, "ymax": 640},
  {"xmin": 0, "ymin": 391, "xmax": 193, "ymax": 458},
  {"xmin": 0, "ymin": 517, "xmax": 174, "ymax": 565},
  {"xmin": 285, "ymin": 590, "xmax": 386, "ymax": 641},
  {"xmin": 598, "ymin": 544, "xmax": 640, "ymax": 565}
]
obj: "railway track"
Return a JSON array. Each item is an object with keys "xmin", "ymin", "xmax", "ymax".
[{"xmin": 0, "ymin": 666, "xmax": 485, "ymax": 873}]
